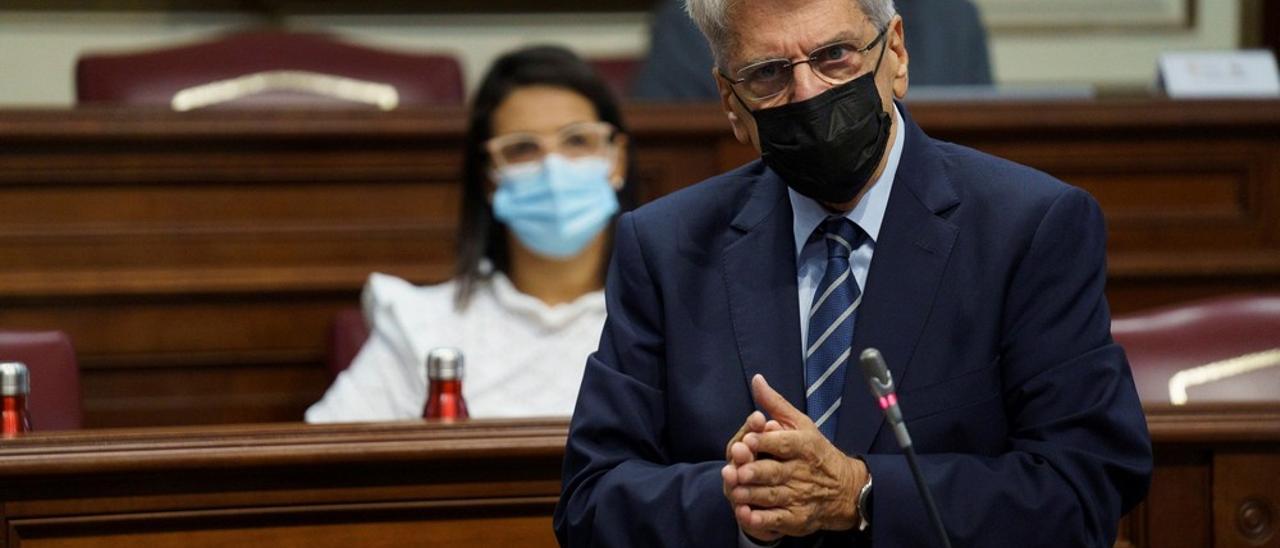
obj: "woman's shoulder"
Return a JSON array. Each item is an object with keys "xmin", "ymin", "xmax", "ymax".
[{"xmin": 363, "ymin": 273, "xmax": 459, "ymax": 316}]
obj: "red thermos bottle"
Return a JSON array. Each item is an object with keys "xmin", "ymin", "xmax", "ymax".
[
  {"xmin": 1, "ymin": 362, "xmax": 32, "ymax": 437},
  {"xmin": 423, "ymin": 348, "xmax": 468, "ymax": 420}
]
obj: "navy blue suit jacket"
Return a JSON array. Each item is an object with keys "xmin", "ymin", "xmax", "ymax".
[{"xmin": 555, "ymin": 107, "xmax": 1152, "ymax": 547}]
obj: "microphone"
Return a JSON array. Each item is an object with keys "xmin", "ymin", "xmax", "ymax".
[
  {"xmin": 859, "ymin": 348, "xmax": 911, "ymax": 450},
  {"xmin": 859, "ymin": 348, "xmax": 952, "ymax": 548}
]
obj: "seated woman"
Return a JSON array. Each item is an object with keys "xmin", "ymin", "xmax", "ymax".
[{"xmin": 306, "ymin": 45, "xmax": 633, "ymax": 422}]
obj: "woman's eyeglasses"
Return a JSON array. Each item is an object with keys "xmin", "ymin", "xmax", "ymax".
[{"xmin": 486, "ymin": 121, "xmax": 618, "ymax": 168}]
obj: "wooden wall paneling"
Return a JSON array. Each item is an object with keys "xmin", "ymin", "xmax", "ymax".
[
  {"xmin": 2, "ymin": 0, "xmax": 657, "ymax": 12},
  {"xmin": 908, "ymin": 99, "xmax": 1280, "ymax": 316},
  {"xmin": 0, "ymin": 291, "xmax": 353, "ymax": 425},
  {"xmin": 0, "ymin": 109, "xmax": 469, "ymax": 427},
  {"xmin": 986, "ymin": 138, "xmax": 1278, "ymax": 314},
  {"xmin": 0, "ymin": 420, "xmax": 568, "ymax": 547},
  {"xmin": 9, "ymin": 508, "xmax": 558, "ymax": 548},
  {"xmin": 627, "ymin": 101, "xmax": 737, "ymax": 202},
  {"xmin": 0, "ymin": 101, "xmax": 1278, "ymax": 428},
  {"xmin": 1267, "ymin": 0, "xmax": 1280, "ymax": 55},
  {"xmin": 1105, "ymin": 277, "xmax": 1280, "ymax": 317},
  {"xmin": 0, "ymin": 408, "xmax": 1277, "ymax": 547},
  {"xmin": 1214, "ymin": 452, "xmax": 1280, "ymax": 547},
  {"xmin": 1138, "ymin": 405, "xmax": 1280, "ymax": 548},
  {"xmin": 1134, "ymin": 448, "xmax": 1214, "ymax": 548}
]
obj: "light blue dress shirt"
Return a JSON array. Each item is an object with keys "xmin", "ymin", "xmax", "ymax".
[
  {"xmin": 790, "ymin": 104, "xmax": 905, "ymax": 352},
  {"xmin": 737, "ymin": 105, "xmax": 904, "ymax": 547}
]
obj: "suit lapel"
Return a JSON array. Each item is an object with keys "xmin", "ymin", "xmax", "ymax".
[
  {"xmin": 722, "ymin": 167, "xmax": 807, "ymax": 413},
  {"xmin": 834, "ymin": 107, "xmax": 961, "ymax": 453}
]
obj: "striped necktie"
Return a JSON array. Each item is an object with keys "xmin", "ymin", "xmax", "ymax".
[{"xmin": 805, "ymin": 218, "xmax": 865, "ymax": 441}]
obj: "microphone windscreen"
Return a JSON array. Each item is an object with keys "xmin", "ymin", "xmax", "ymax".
[{"xmin": 859, "ymin": 348, "xmax": 894, "ymax": 396}]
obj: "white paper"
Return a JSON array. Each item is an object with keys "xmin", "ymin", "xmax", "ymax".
[{"xmin": 1159, "ymin": 50, "xmax": 1280, "ymax": 98}]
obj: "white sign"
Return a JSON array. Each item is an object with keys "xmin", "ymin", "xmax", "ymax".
[
  {"xmin": 1158, "ymin": 50, "xmax": 1280, "ymax": 98},
  {"xmin": 975, "ymin": 0, "xmax": 1188, "ymax": 30}
]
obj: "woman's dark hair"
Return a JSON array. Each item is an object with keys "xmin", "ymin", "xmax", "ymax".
[{"xmin": 454, "ymin": 45, "xmax": 637, "ymax": 309}]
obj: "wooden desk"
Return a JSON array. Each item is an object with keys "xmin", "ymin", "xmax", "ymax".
[
  {"xmin": 0, "ymin": 419, "xmax": 568, "ymax": 547},
  {"xmin": 0, "ymin": 100, "xmax": 1277, "ymax": 427},
  {"xmin": 1130, "ymin": 405, "xmax": 1280, "ymax": 548},
  {"xmin": 0, "ymin": 406, "xmax": 1276, "ymax": 547}
]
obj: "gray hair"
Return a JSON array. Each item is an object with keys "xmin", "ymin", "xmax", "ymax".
[{"xmin": 684, "ymin": 0, "xmax": 897, "ymax": 66}]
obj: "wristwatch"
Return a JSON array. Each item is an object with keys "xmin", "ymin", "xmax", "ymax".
[{"xmin": 856, "ymin": 473, "xmax": 874, "ymax": 531}]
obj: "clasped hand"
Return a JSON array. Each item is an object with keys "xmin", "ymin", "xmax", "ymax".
[{"xmin": 721, "ymin": 374, "xmax": 868, "ymax": 541}]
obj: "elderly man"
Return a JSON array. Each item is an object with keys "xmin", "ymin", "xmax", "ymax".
[
  {"xmin": 554, "ymin": 0, "xmax": 1152, "ymax": 546},
  {"xmin": 631, "ymin": 0, "xmax": 993, "ymax": 100}
]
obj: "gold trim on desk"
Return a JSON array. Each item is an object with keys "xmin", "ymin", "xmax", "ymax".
[
  {"xmin": 171, "ymin": 70, "xmax": 400, "ymax": 111},
  {"xmin": 1168, "ymin": 348, "xmax": 1280, "ymax": 405}
]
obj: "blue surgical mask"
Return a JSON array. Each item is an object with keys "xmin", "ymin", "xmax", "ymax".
[{"xmin": 492, "ymin": 154, "xmax": 620, "ymax": 259}]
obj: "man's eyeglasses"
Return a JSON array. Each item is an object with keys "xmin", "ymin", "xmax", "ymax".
[
  {"xmin": 720, "ymin": 26, "xmax": 889, "ymax": 104},
  {"xmin": 486, "ymin": 121, "xmax": 618, "ymax": 168}
]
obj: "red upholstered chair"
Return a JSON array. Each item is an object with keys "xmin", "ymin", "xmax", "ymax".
[
  {"xmin": 0, "ymin": 330, "xmax": 83, "ymax": 431},
  {"xmin": 76, "ymin": 30, "xmax": 464, "ymax": 109},
  {"xmin": 327, "ymin": 308, "xmax": 371, "ymax": 380},
  {"xmin": 1111, "ymin": 295, "xmax": 1280, "ymax": 405},
  {"xmin": 589, "ymin": 57, "xmax": 642, "ymax": 99}
]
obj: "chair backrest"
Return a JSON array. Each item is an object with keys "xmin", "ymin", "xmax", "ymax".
[
  {"xmin": 1112, "ymin": 294, "xmax": 1280, "ymax": 405},
  {"xmin": 0, "ymin": 330, "xmax": 83, "ymax": 430},
  {"xmin": 588, "ymin": 57, "xmax": 642, "ymax": 100},
  {"xmin": 328, "ymin": 308, "xmax": 371, "ymax": 380},
  {"xmin": 76, "ymin": 30, "xmax": 464, "ymax": 109}
]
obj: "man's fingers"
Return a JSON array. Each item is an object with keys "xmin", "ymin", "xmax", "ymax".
[
  {"xmin": 752, "ymin": 374, "xmax": 809, "ymax": 426},
  {"xmin": 725, "ymin": 425, "xmax": 746, "ymax": 461},
  {"xmin": 729, "ymin": 440, "xmax": 754, "ymax": 466},
  {"xmin": 745, "ymin": 507, "xmax": 799, "ymax": 535},
  {"xmin": 735, "ymin": 505, "xmax": 784, "ymax": 543},
  {"xmin": 721, "ymin": 463, "xmax": 737, "ymax": 489},
  {"xmin": 730, "ymin": 484, "xmax": 793, "ymax": 507},
  {"xmin": 725, "ymin": 411, "xmax": 767, "ymax": 461},
  {"xmin": 735, "ymin": 503, "xmax": 752, "ymax": 524},
  {"xmin": 747, "ymin": 430, "xmax": 808, "ymax": 461},
  {"xmin": 747, "ymin": 410, "xmax": 768, "ymax": 432},
  {"xmin": 725, "ymin": 421, "xmax": 750, "ymax": 460},
  {"xmin": 737, "ymin": 457, "xmax": 789, "ymax": 485}
]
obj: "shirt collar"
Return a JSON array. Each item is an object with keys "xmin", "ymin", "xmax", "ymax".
[
  {"xmin": 487, "ymin": 270, "xmax": 606, "ymax": 328},
  {"xmin": 789, "ymin": 103, "xmax": 904, "ymax": 258}
]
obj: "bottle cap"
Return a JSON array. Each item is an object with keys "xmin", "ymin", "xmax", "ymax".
[
  {"xmin": 1, "ymin": 362, "xmax": 30, "ymax": 397},
  {"xmin": 426, "ymin": 348, "xmax": 464, "ymax": 381}
]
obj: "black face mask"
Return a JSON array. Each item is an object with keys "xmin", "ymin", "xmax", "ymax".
[{"xmin": 748, "ymin": 52, "xmax": 892, "ymax": 204}]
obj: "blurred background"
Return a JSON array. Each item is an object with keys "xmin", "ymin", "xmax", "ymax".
[
  {"xmin": 0, "ymin": 4, "xmax": 1277, "ymax": 547},
  {"xmin": 0, "ymin": 0, "xmax": 1275, "ymax": 105},
  {"xmin": 0, "ymin": 0, "xmax": 1276, "ymax": 431}
]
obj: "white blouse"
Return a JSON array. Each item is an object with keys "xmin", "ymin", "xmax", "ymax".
[{"xmin": 305, "ymin": 272, "xmax": 606, "ymax": 423}]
